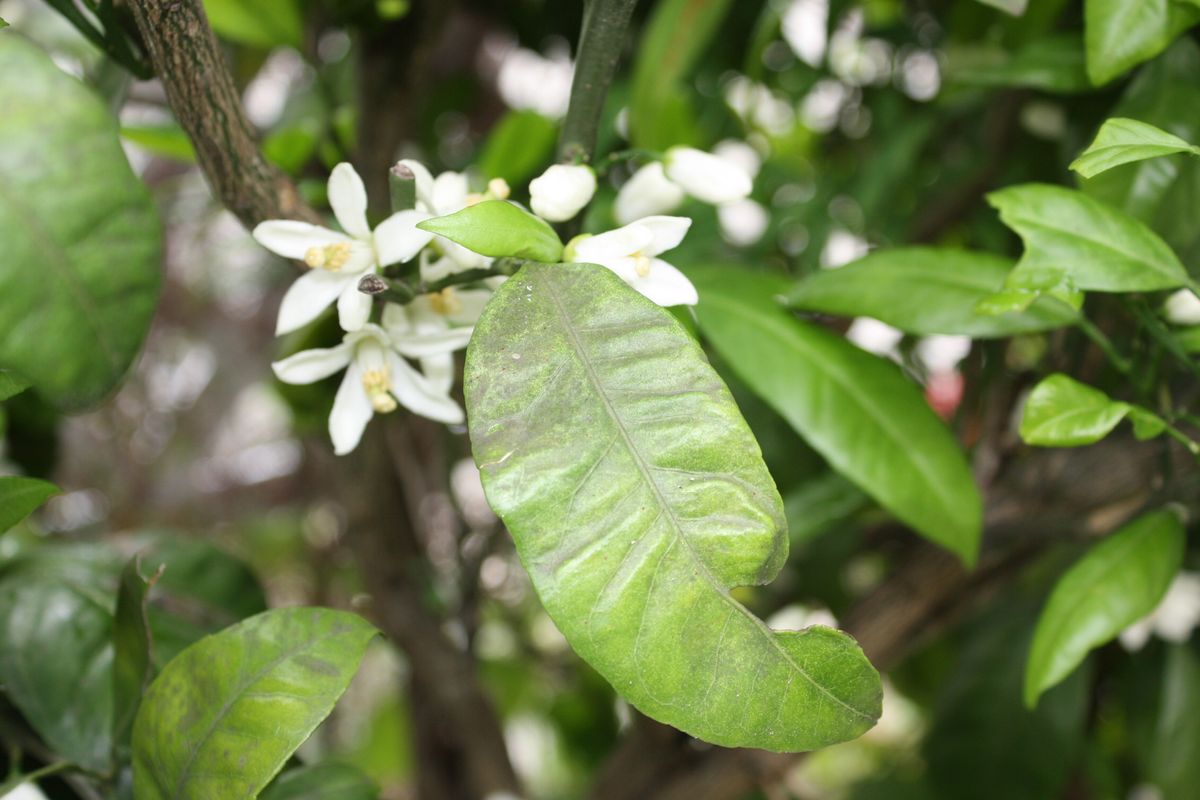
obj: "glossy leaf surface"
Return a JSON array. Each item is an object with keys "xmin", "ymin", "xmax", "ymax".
[
  {"xmin": 132, "ymin": 608, "xmax": 377, "ymax": 800},
  {"xmin": 417, "ymin": 200, "xmax": 563, "ymax": 262},
  {"xmin": 0, "ymin": 35, "xmax": 161, "ymax": 410},
  {"xmin": 1084, "ymin": 0, "xmax": 1200, "ymax": 85},
  {"xmin": 787, "ymin": 247, "xmax": 1077, "ymax": 338},
  {"xmin": 691, "ymin": 266, "xmax": 981, "ymax": 566},
  {"xmin": 465, "ymin": 262, "xmax": 881, "ymax": 751},
  {"xmin": 1024, "ymin": 508, "xmax": 1184, "ymax": 706},
  {"xmin": 1071, "ymin": 117, "xmax": 1200, "ymax": 179},
  {"xmin": 1019, "ymin": 374, "xmax": 1159, "ymax": 447}
]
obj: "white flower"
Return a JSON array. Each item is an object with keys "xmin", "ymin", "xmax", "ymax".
[
  {"xmin": 272, "ymin": 323, "xmax": 463, "ymax": 455},
  {"xmin": 382, "ymin": 288, "xmax": 490, "ymax": 394},
  {"xmin": 1120, "ymin": 572, "xmax": 1200, "ymax": 651},
  {"xmin": 664, "ymin": 146, "xmax": 753, "ymax": 204},
  {"xmin": 614, "ymin": 162, "xmax": 686, "ymax": 225},
  {"xmin": 1164, "ymin": 289, "xmax": 1200, "ymax": 326},
  {"xmin": 717, "ymin": 198, "xmax": 769, "ymax": 246},
  {"xmin": 397, "ymin": 159, "xmax": 500, "ymax": 272},
  {"xmin": 569, "ymin": 216, "xmax": 697, "ymax": 307},
  {"xmin": 529, "ymin": 164, "xmax": 597, "ymax": 222},
  {"xmin": 253, "ymin": 163, "xmax": 431, "ymax": 335}
]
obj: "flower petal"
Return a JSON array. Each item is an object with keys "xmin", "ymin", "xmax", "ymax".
[
  {"xmin": 374, "ymin": 209, "xmax": 434, "ymax": 266},
  {"xmin": 637, "ymin": 216, "xmax": 692, "ymax": 256},
  {"xmin": 328, "ymin": 162, "xmax": 372, "ymax": 239},
  {"xmin": 271, "ymin": 341, "xmax": 353, "ymax": 385},
  {"xmin": 253, "ymin": 220, "xmax": 346, "ymax": 259},
  {"xmin": 421, "ymin": 353, "xmax": 456, "ymax": 395},
  {"xmin": 664, "ymin": 146, "xmax": 752, "ymax": 204},
  {"xmin": 613, "ymin": 162, "xmax": 685, "ymax": 225},
  {"xmin": 388, "ymin": 352, "xmax": 464, "ymax": 424},
  {"xmin": 276, "ymin": 270, "xmax": 351, "ymax": 335},
  {"xmin": 397, "ymin": 159, "xmax": 436, "ymax": 210},
  {"xmin": 447, "ymin": 289, "xmax": 492, "ymax": 326},
  {"xmin": 330, "ymin": 361, "xmax": 375, "ymax": 455},
  {"xmin": 380, "ymin": 301, "xmax": 412, "ymax": 335},
  {"xmin": 337, "ymin": 282, "xmax": 374, "ymax": 332},
  {"xmin": 573, "ymin": 223, "xmax": 654, "ymax": 263},
  {"xmin": 432, "ymin": 171, "xmax": 470, "ymax": 215},
  {"xmin": 392, "ymin": 326, "xmax": 475, "ymax": 358},
  {"xmin": 630, "ymin": 259, "xmax": 698, "ymax": 307}
]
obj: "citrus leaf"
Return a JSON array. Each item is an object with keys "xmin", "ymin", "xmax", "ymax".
[
  {"xmin": 260, "ymin": 762, "xmax": 378, "ymax": 800},
  {"xmin": 132, "ymin": 608, "xmax": 378, "ymax": 800},
  {"xmin": 1025, "ymin": 507, "xmax": 1184, "ymax": 706},
  {"xmin": 417, "ymin": 200, "xmax": 563, "ymax": 262},
  {"xmin": 787, "ymin": 248, "xmax": 1078, "ymax": 338},
  {"xmin": 202, "ymin": 0, "xmax": 303, "ymax": 49},
  {"xmin": 1071, "ymin": 117, "xmax": 1200, "ymax": 178},
  {"xmin": 112, "ymin": 556, "xmax": 159, "ymax": 754},
  {"xmin": 0, "ymin": 35, "xmax": 161, "ymax": 411},
  {"xmin": 1018, "ymin": 373, "xmax": 1164, "ymax": 446},
  {"xmin": 465, "ymin": 262, "xmax": 881, "ymax": 751},
  {"xmin": 0, "ymin": 369, "xmax": 28, "ymax": 401},
  {"xmin": 1084, "ymin": 0, "xmax": 1200, "ymax": 86},
  {"xmin": 0, "ymin": 475, "xmax": 58, "ymax": 533},
  {"xmin": 989, "ymin": 183, "xmax": 1189, "ymax": 293},
  {"xmin": 689, "ymin": 266, "xmax": 982, "ymax": 566}
]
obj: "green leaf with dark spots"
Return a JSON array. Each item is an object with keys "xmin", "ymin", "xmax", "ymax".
[
  {"xmin": 132, "ymin": 608, "xmax": 378, "ymax": 800},
  {"xmin": 465, "ymin": 262, "xmax": 881, "ymax": 751},
  {"xmin": 417, "ymin": 200, "xmax": 563, "ymax": 262}
]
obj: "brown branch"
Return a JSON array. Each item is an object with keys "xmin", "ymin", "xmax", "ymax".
[{"xmin": 124, "ymin": 0, "xmax": 319, "ymax": 229}]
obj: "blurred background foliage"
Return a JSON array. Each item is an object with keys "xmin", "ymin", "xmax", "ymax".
[{"xmin": 2, "ymin": 0, "xmax": 1200, "ymax": 798}]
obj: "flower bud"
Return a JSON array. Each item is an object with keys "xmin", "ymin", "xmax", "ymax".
[
  {"xmin": 613, "ymin": 162, "xmax": 685, "ymax": 225},
  {"xmin": 664, "ymin": 146, "xmax": 753, "ymax": 205},
  {"xmin": 1165, "ymin": 289, "xmax": 1200, "ymax": 326},
  {"xmin": 529, "ymin": 164, "xmax": 597, "ymax": 222}
]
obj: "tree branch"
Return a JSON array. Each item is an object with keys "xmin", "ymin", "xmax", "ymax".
[
  {"xmin": 557, "ymin": 0, "xmax": 640, "ymax": 163},
  {"xmin": 124, "ymin": 0, "xmax": 319, "ymax": 229}
]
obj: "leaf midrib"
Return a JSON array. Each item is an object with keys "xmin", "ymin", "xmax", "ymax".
[{"xmin": 543, "ymin": 274, "xmax": 874, "ymax": 722}]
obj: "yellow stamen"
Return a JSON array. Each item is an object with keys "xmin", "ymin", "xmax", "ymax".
[
  {"xmin": 487, "ymin": 178, "xmax": 511, "ymax": 200},
  {"xmin": 428, "ymin": 287, "xmax": 464, "ymax": 317},
  {"xmin": 361, "ymin": 368, "xmax": 397, "ymax": 413},
  {"xmin": 303, "ymin": 242, "xmax": 353, "ymax": 272},
  {"xmin": 633, "ymin": 253, "xmax": 653, "ymax": 278}
]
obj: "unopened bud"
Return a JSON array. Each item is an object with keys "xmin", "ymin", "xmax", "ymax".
[{"xmin": 530, "ymin": 164, "xmax": 597, "ymax": 222}]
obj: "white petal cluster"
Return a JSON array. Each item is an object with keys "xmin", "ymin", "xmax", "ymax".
[
  {"xmin": 529, "ymin": 164, "xmax": 596, "ymax": 222},
  {"xmin": 1164, "ymin": 289, "xmax": 1200, "ymax": 326},
  {"xmin": 613, "ymin": 146, "xmax": 754, "ymax": 226},
  {"xmin": 568, "ymin": 216, "xmax": 698, "ymax": 307},
  {"xmin": 252, "ymin": 162, "xmax": 498, "ymax": 455}
]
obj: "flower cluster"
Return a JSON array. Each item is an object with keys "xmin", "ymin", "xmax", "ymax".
[{"xmin": 250, "ymin": 144, "xmax": 753, "ymax": 454}]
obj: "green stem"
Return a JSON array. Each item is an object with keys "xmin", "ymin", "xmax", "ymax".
[
  {"xmin": 1162, "ymin": 422, "xmax": 1200, "ymax": 457},
  {"xmin": 1126, "ymin": 297, "xmax": 1200, "ymax": 377},
  {"xmin": 0, "ymin": 761, "xmax": 74, "ymax": 796},
  {"xmin": 1075, "ymin": 315, "xmax": 1134, "ymax": 377},
  {"xmin": 557, "ymin": 0, "xmax": 641, "ymax": 163},
  {"xmin": 593, "ymin": 147, "xmax": 663, "ymax": 176}
]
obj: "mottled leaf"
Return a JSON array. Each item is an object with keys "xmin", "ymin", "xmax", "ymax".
[
  {"xmin": 0, "ymin": 475, "xmax": 58, "ymax": 533},
  {"xmin": 1071, "ymin": 117, "xmax": 1200, "ymax": 178},
  {"xmin": 690, "ymin": 265, "xmax": 981, "ymax": 566},
  {"xmin": 417, "ymin": 200, "xmax": 563, "ymax": 262},
  {"xmin": 0, "ymin": 35, "xmax": 161, "ymax": 410},
  {"xmin": 1025, "ymin": 508, "xmax": 1184, "ymax": 706},
  {"xmin": 132, "ymin": 608, "xmax": 377, "ymax": 800},
  {"xmin": 989, "ymin": 183, "xmax": 1189, "ymax": 293},
  {"xmin": 787, "ymin": 248, "xmax": 1077, "ymax": 338},
  {"xmin": 465, "ymin": 262, "xmax": 881, "ymax": 751}
]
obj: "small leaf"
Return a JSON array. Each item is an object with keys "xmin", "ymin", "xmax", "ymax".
[
  {"xmin": 0, "ymin": 17, "xmax": 8, "ymax": 28},
  {"xmin": 989, "ymin": 183, "xmax": 1189, "ymax": 293},
  {"xmin": 202, "ymin": 0, "xmax": 303, "ymax": 49},
  {"xmin": 1085, "ymin": 0, "xmax": 1200, "ymax": 86},
  {"xmin": 0, "ymin": 475, "xmax": 58, "ymax": 533},
  {"xmin": 465, "ymin": 262, "xmax": 882, "ymax": 751},
  {"xmin": 112, "ymin": 556, "xmax": 159, "ymax": 753},
  {"xmin": 1025, "ymin": 507, "xmax": 1184, "ymax": 707},
  {"xmin": 121, "ymin": 124, "xmax": 197, "ymax": 163},
  {"xmin": 417, "ymin": 200, "xmax": 563, "ymax": 262},
  {"xmin": 0, "ymin": 35, "xmax": 162, "ymax": 410},
  {"xmin": 690, "ymin": 266, "xmax": 982, "ymax": 567},
  {"xmin": 132, "ymin": 608, "xmax": 378, "ymax": 800},
  {"xmin": 0, "ymin": 369, "xmax": 30, "ymax": 401},
  {"xmin": 974, "ymin": 0, "xmax": 1028, "ymax": 13},
  {"xmin": 1019, "ymin": 374, "xmax": 1164, "ymax": 447},
  {"xmin": 787, "ymin": 248, "xmax": 1077, "ymax": 338},
  {"xmin": 1071, "ymin": 118, "xmax": 1200, "ymax": 178},
  {"xmin": 477, "ymin": 110, "xmax": 559, "ymax": 187},
  {"xmin": 260, "ymin": 762, "xmax": 378, "ymax": 800}
]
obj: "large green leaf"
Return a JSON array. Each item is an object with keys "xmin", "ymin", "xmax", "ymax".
[
  {"xmin": 465, "ymin": 262, "xmax": 881, "ymax": 751},
  {"xmin": 0, "ymin": 475, "xmax": 58, "ymax": 533},
  {"xmin": 0, "ymin": 35, "xmax": 161, "ymax": 410},
  {"xmin": 1084, "ymin": 0, "xmax": 1200, "ymax": 86},
  {"xmin": 629, "ymin": 0, "xmax": 730, "ymax": 149},
  {"xmin": 1024, "ymin": 508, "xmax": 1184, "ymax": 706},
  {"xmin": 132, "ymin": 608, "xmax": 377, "ymax": 800},
  {"xmin": 689, "ymin": 266, "xmax": 981, "ymax": 566},
  {"xmin": 0, "ymin": 562, "xmax": 115, "ymax": 771},
  {"xmin": 786, "ymin": 248, "xmax": 1077, "ymax": 338},
  {"xmin": 1018, "ymin": 373, "xmax": 1163, "ymax": 446},
  {"xmin": 260, "ymin": 763, "xmax": 378, "ymax": 800},
  {"xmin": 202, "ymin": 0, "xmax": 303, "ymax": 49},
  {"xmin": 989, "ymin": 183, "xmax": 1189, "ymax": 292},
  {"xmin": 1071, "ymin": 117, "xmax": 1200, "ymax": 178}
]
